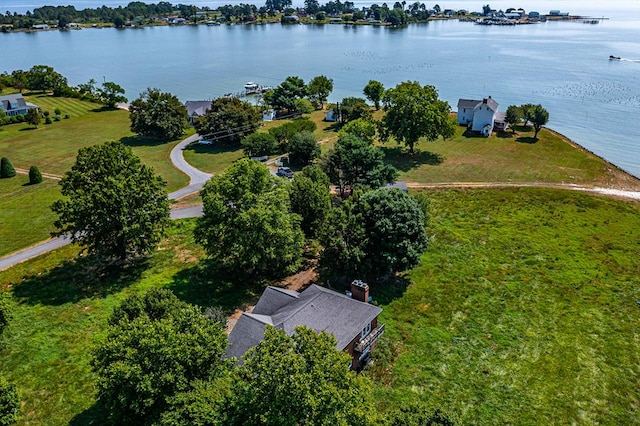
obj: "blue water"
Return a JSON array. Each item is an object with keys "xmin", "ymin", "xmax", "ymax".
[{"xmin": 2, "ymin": 14, "xmax": 639, "ymax": 177}]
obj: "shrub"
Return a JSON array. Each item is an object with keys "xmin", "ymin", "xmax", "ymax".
[
  {"xmin": 64, "ymin": 114, "xmax": 70, "ymax": 119},
  {"xmin": 43, "ymin": 111, "xmax": 50, "ymax": 117},
  {"xmin": 45, "ymin": 116, "xmax": 52, "ymax": 124},
  {"xmin": 54, "ymin": 108, "xmax": 61, "ymax": 115},
  {"xmin": 0, "ymin": 376, "xmax": 19, "ymax": 426},
  {"xmin": 28, "ymin": 166, "xmax": 42, "ymax": 184},
  {"xmin": 0, "ymin": 157, "xmax": 16, "ymax": 178}
]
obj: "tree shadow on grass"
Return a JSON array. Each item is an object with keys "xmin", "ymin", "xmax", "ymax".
[
  {"xmin": 69, "ymin": 401, "xmax": 110, "ymax": 426},
  {"xmin": 317, "ymin": 269, "xmax": 411, "ymax": 306},
  {"xmin": 12, "ymin": 255, "xmax": 148, "ymax": 306},
  {"xmin": 120, "ymin": 134, "xmax": 167, "ymax": 148},
  {"xmin": 495, "ymin": 131, "xmax": 516, "ymax": 139},
  {"xmin": 182, "ymin": 142, "xmax": 242, "ymax": 156},
  {"xmin": 381, "ymin": 146, "xmax": 445, "ymax": 173},
  {"xmin": 516, "ymin": 136, "xmax": 538, "ymax": 144},
  {"xmin": 167, "ymin": 260, "xmax": 267, "ymax": 312}
]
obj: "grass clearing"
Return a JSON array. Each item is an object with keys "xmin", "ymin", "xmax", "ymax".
[
  {"xmin": 371, "ymin": 188, "xmax": 640, "ymax": 424},
  {"xmin": 380, "ymin": 125, "xmax": 640, "ymax": 189},
  {"xmin": 0, "ymin": 177, "xmax": 61, "ymax": 257}
]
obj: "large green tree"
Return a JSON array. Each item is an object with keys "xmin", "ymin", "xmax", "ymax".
[
  {"xmin": 339, "ymin": 118, "xmax": 378, "ymax": 144},
  {"xmin": 380, "ymin": 81, "xmax": 456, "ymax": 153},
  {"xmin": 194, "ymin": 158, "xmax": 304, "ymax": 277},
  {"xmin": 51, "ymin": 141, "xmax": 170, "ymax": 261},
  {"xmin": 323, "ymin": 133, "xmax": 397, "ymax": 197},
  {"xmin": 288, "ymin": 131, "xmax": 320, "ymax": 166},
  {"xmin": 338, "ymin": 97, "xmax": 371, "ymax": 125},
  {"xmin": 129, "ymin": 88, "xmax": 188, "ymax": 141},
  {"xmin": 264, "ymin": 76, "xmax": 307, "ymax": 114},
  {"xmin": 307, "ymin": 75, "xmax": 333, "ymax": 109},
  {"xmin": 289, "ymin": 165, "xmax": 331, "ymax": 238},
  {"xmin": 25, "ymin": 107, "xmax": 41, "ymax": 128},
  {"xmin": 92, "ymin": 289, "xmax": 231, "ymax": 425},
  {"xmin": 504, "ymin": 104, "xmax": 522, "ymax": 134},
  {"xmin": 363, "ymin": 80, "xmax": 385, "ymax": 110},
  {"xmin": 241, "ymin": 132, "xmax": 278, "ymax": 157},
  {"xmin": 531, "ymin": 104, "xmax": 549, "ymax": 139},
  {"xmin": 194, "ymin": 97, "xmax": 261, "ymax": 145},
  {"xmin": 97, "ymin": 81, "xmax": 127, "ymax": 109},
  {"xmin": 268, "ymin": 118, "xmax": 316, "ymax": 152},
  {"xmin": 25, "ymin": 65, "xmax": 67, "ymax": 93},
  {"xmin": 320, "ymin": 187, "xmax": 428, "ymax": 279},
  {"xmin": 229, "ymin": 326, "xmax": 375, "ymax": 426}
]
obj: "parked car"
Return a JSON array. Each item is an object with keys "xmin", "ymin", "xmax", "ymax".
[
  {"xmin": 198, "ymin": 139, "xmax": 213, "ymax": 145},
  {"xmin": 276, "ymin": 166, "xmax": 294, "ymax": 178}
]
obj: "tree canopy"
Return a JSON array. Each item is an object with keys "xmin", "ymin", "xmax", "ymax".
[
  {"xmin": 98, "ymin": 81, "xmax": 127, "ymax": 109},
  {"xmin": 320, "ymin": 187, "xmax": 428, "ymax": 279},
  {"xmin": 51, "ymin": 141, "xmax": 170, "ymax": 261},
  {"xmin": 0, "ymin": 294, "xmax": 12, "ymax": 341},
  {"xmin": 92, "ymin": 289, "xmax": 231, "ymax": 425},
  {"xmin": 338, "ymin": 97, "xmax": 372, "ymax": 125},
  {"xmin": 25, "ymin": 108, "xmax": 41, "ymax": 128},
  {"xmin": 307, "ymin": 75, "xmax": 333, "ymax": 109},
  {"xmin": 194, "ymin": 158, "xmax": 304, "ymax": 277},
  {"xmin": 194, "ymin": 97, "xmax": 261, "ymax": 145},
  {"xmin": 288, "ymin": 131, "xmax": 320, "ymax": 167},
  {"xmin": 264, "ymin": 76, "xmax": 308, "ymax": 114},
  {"xmin": 129, "ymin": 87, "xmax": 188, "ymax": 141},
  {"xmin": 531, "ymin": 104, "xmax": 549, "ymax": 139},
  {"xmin": 380, "ymin": 81, "xmax": 456, "ymax": 153},
  {"xmin": 241, "ymin": 132, "xmax": 278, "ymax": 157},
  {"xmin": 229, "ymin": 326, "xmax": 375, "ymax": 426},
  {"xmin": 24, "ymin": 65, "xmax": 67, "ymax": 93},
  {"xmin": 504, "ymin": 104, "xmax": 522, "ymax": 134},
  {"xmin": 323, "ymin": 133, "xmax": 397, "ymax": 197},
  {"xmin": 289, "ymin": 165, "xmax": 331, "ymax": 238},
  {"xmin": 363, "ymin": 80, "xmax": 385, "ymax": 110}
]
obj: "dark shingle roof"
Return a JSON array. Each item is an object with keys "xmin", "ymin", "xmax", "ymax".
[
  {"xmin": 227, "ymin": 285, "xmax": 382, "ymax": 362},
  {"xmin": 457, "ymin": 98, "xmax": 481, "ymax": 109},
  {"xmin": 185, "ymin": 100, "xmax": 211, "ymax": 117}
]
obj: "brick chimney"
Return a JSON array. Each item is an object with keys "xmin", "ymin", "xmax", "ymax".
[{"xmin": 350, "ymin": 280, "xmax": 369, "ymax": 303}]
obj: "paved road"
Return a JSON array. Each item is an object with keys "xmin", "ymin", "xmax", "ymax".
[{"xmin": 0, "ymin": 134, "xmax": 211, "ymax": 272}]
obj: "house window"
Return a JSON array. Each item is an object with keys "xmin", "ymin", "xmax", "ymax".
[{"xmin": 361, "ymin": 322, "xmax": 372, "ymax": 340}]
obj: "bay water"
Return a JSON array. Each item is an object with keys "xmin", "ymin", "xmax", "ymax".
[{"xmin": 2, "ymin": 12, "xmax": 639, "ymax": 177}]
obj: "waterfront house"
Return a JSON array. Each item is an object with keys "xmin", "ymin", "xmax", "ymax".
[
  {"xmin": 227, "ymin": 281, "xmax": 384, "ymax": 370},
  {"xmin": 31, "ymin": 24, "xmax": 49, "ymax": 30},
  {"xmin": 262, "ymin": 109, "xmax": 276, "ymax": 121},
  {"xmin": 457, "ymin": 96, "xmax": 500, "ymax": 137},
  {"xmin": 185, "ymin": 100, "xmax": 211, "ymax": 124},
  {"xmin": 0, "ymin": 94, "xmax": 39, "ymax": 117}
]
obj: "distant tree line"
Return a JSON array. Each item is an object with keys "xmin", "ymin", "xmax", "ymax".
[{"xmin": 0, "ymin": 0, "xmax": 451, "ymax": 28}]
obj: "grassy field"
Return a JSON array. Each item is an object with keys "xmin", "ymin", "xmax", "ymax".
[
  {"xmin": 0, "ymin": 177, "xmax": 61, "ymax": 257},
  {"xmin": 0, "ymin": 94, "xmax": 188, "ymax": 192},
  {"xmin": 371, "ymin": 188, "xmax": 640, "ymax": 424},
  {"xmin": 1, "ymin": 188, "xmax": 639, "ymax": 424},
  {"xmin": 380, "ymin": 124, "xmax": 640, "ymax": 190}
]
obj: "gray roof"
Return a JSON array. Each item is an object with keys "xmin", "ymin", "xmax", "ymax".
[
  {"xmin": 457, "ymin": 97, "xmax": 499, "ymax": 112},
  {"xmin": 227, "ymin": 284, "xmax": 382, "ymax": 362},
  {"xmin": 185, "ymin": 100, "xmax": 211, "ymax": 117},
  {"xmin": 0, "ymin": 94, "xmax": 28, "ymax": 112}
]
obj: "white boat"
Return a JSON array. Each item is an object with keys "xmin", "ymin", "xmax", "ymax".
[{"xmin": 244, "ymin": 82, "xmax": 259, "ymax": 92}]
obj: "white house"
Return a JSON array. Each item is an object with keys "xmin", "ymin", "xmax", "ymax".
[
  {"xmin": 262, "ymin": 109, "xmax": 276, "ymax": 122},
  {"xmin": 184, "ymin": 100, "xmax": 211, "ymax": 124},
  {"xmin": 457, "ymin": 96, "xmax": 500, "ymax": 137}
]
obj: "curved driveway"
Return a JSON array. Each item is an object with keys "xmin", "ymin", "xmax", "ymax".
[{"xmin": 0, "ymin": 134, "xmax": 210, "ymax": 271}]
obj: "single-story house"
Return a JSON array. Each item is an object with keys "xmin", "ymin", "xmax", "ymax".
[
  {"xmin": 528, "ymin": 11, "xmax": 540, "ymax": 19},
  {"xmin": 0, "ymin": 94, "xmax": 39, "ymax": 117},
  {"xmin": 457, "ymin": 96, "xmax": 500, "ymax": 137},
  {"xmin": 185, "ymin": 100, "xmax": 211, "ymax": 124},
  {"xmin": 227, "ymin": 281, "xmax": 384, "ymax": 370}
]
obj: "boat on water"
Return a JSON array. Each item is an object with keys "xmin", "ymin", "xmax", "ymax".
[
  {"xmin": 609, "ymin": 55, "xmax": 621, "ymax": 60},
  {"xmin": 244, "ymin": 82, "xmax": 259, "ymax": 91}
]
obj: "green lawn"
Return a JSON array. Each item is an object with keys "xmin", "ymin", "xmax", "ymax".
[
  {"xmin": 0, "ymin": 177, "xmax": 61, "ymax": 257},
  {"xmin": 182, "ymin": 143, "xmax": 244, "ymax": 175},
  {"xmin": 381, "ymin": 125, "xmax": 637, "ymax": 188},
  {"xmin": 371, "ymin": 188, "xmax": 640, "ymax": 424},
  {"xmin": 0, "ymin": 219, "xmax": 271, "ymax": 425},
  {"xmin": 0, "ymin": 94, "xmax": 189, "ymax": 192}
]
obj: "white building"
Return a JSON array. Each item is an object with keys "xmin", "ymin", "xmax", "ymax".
[{"xmin": 457, "ymin": 96, "xmax": 499, "ymax": 137}]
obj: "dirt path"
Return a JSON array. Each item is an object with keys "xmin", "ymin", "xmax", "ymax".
[
  {"xmin": 14, "ymin": 168, "xmax": 62, "ymax": 180},
  {"xmin": 403, "ymin": 181, "xmax": 640, "ymax": 200}
]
